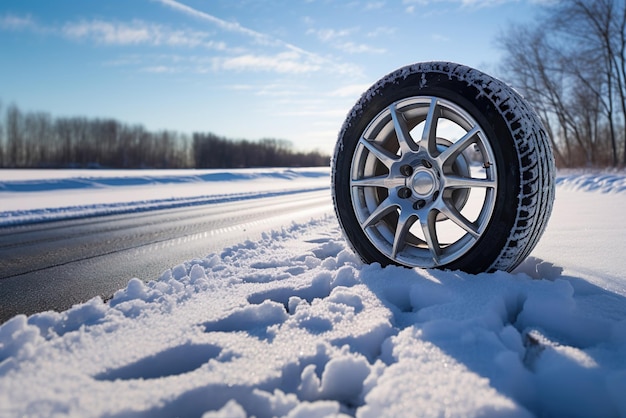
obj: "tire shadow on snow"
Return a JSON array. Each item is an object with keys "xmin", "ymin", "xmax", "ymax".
[{"xmin": 358, "ymin": 258, "xmax": 626, "ymax": 417}]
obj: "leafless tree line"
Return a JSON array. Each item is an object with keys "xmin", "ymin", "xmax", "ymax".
[
  {"xmin": 0, "ymin": 102, "xmax": 329, "ymax": 169},
  {"xmin": 192, "ymin": 133, "xmax": 329, "ymax": 168},
  {"xmin": 498, "ymin": 0, "xmax": 626, "ymax": 168}
]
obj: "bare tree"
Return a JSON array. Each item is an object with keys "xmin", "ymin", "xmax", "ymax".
[
  {"xmin": 498, "ymin": 0, "xmax": 626, "ymax": 167},
  {"xmin": 498, "ymin": 24, "xmax": 574, "ymax": 165},
  {"xmin": 55, "ymin": 118, "xmax": 74, "ymax": 165},
  {"xmin": 22, "ymin": 112, "xmax": 53, "ymax": 166},
  {"xmin": 5, "ymin": 104, "xmax": 25, "ymax": 167},
  {"xmin": 551, "ymin": 0, "xmax": 623, "ymax": 165}
]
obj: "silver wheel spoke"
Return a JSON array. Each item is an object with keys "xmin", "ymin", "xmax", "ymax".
[
  {"xmin": 351, "ymin": 175, "xmax": 390, "ymax": 188},
  {"xmin": 420, "ymin": 98, "xmax": 439, "ymax": 156},
  {"xmin": 445, "ymin": 175, "xmax": 496, "ymax": 189},
  {"xmin": 363, "ymin": 197, "xmax": 397, "ymax": 229},
  {"xmin": 439, "ymin": 204, "xmax": 480, "ymax": 238},
  {"xmin": 437, "ymin": 126, "xmax": 480, "ymax": 166},
  {"xmin": 391, "ymin": 211, "xmax": 417, "ymax": 258},
  {"xmin": 390, "ymin": 103, "xmax": 417, "ymax": 155},
  {"xmin": 359, "ymin": 137, "xmax": 397, "ymax": 169},
  {"xmin": 419, "ymin": 211, "xmax": 441, "ymax": 263}
]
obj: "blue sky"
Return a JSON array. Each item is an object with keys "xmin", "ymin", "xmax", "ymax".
[{"xmin": 0, "ymin": 0, "xmax": 550, "ymax": 154}]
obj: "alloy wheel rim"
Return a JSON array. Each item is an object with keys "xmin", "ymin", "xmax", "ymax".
[{"xmin": 349, "ymin": 96, "xmax": 498, "ymax": 268}]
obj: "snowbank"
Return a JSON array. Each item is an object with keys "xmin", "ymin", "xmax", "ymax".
[
  {"xmin": 556, "ymin": 170, "xmax": 626, "ymax": 193},
  {"xmin": 0, "ymin": 168, "xmax": 329, "ymax": 226}
]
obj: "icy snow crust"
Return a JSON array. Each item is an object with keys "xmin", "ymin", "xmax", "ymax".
[{"xmin": 1, "ymin": 169, "xmax": 626, "ymax": 417}]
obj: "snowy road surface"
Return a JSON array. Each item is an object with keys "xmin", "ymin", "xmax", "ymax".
[
  {"xmin": 0, "ymin": 189, "xmax": 332, "ymax": 322},
  {"xmin": 1, "ymin": 168, "xmax": 626, "ymax": 417}
]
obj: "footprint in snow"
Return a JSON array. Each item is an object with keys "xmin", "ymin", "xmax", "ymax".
[{"xmin": 94, "ymin": 343, "xmax": 223, "ymax": 381}]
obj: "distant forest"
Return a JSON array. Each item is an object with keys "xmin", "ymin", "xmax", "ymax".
[{"xmin": 0, "ymin": 102, "xmax": 330, "ymax": 169}]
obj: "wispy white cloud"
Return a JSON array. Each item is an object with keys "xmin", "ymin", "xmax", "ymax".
[
  {"xmin": 432, "ymin": 33, "xmax": 450, "ymax": 42},
  {"xmin": 226, "ymin": 84, "xmax": 255, "ymax": 92},
  {"xmin": 141, "ymin": 65, "xmax": 179, "ymax": 73},
  {"xmin": 218, "ymin": 51, "xmax": 322, "ymax": 74},
  {"xmin": 62, "ymin": 19, "xmax": 227, "ymax": 50},
  {"xmin": 402, "ymin": 0, "xmax": 431, "ymax": 7},
  {"xmin": 307, "ymin": 27, "xmax": 385, "ymax": 54},
  {"xmin": 254, "ymin": 84, "xmax": 306, "ymax": 97},
  {"xmin": 0, "ymin": 13, "xmax": 36, "ymax": 31},
  {"xmin": 2, "ymin": 1, "xmax": 364, "ymax": 78},
  {"xmin": 155, "ymin": 0, "xmax": 311, "ymax": 56},
  {"xmin": 364, "ymin": 2, "xmax": 386, "ymax": 11},
  {"xmin": 329, "ymin": 84, "xmax": 372, "ymax": 98},
  {"xmin": 63, "ymin": 20, "xmax": 151, "ymax": 44},
  {"xmin": 366, "ymin": 26, "xmax": 396, "ymax": 38},
  {"xmin": 2, "ymin": 12, "xmax": 226, "ymax": 52},
  {"xmin": 277, "ymin": 107, "xmax": 348, "ymax": 118},
  {"xmin": 307, "ymin": 27, "xmax": 356, "ymax": 42},
  {"xmin": 337, "ymin": 41, "xmax": 386, "ymax": 54},
  {"xmin": 155, "ymin": 0, "xmax": 277, "ymax": 47},
  {"xmin": 456, "ymin": 0, "xmax": 510, "ymax": 7},
  {"xmin": 127, "ymin": 51, "xmax": 355, "ymax": 76},
  {"xmin": 154, "ymin": 0, "xmax": 361, "ymax": 75},
  {"xmin": 402, "ymin": 0, "xmax": 539, "ymax": 9}
]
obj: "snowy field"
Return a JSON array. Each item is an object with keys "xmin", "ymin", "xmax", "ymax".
[
  {"xmin": 1, "ymin": 168, "xmax": 626, "ymax": 417},
  {"xmin": 0, "ymin": 168, "xmax": 330, "ymax": 226}
]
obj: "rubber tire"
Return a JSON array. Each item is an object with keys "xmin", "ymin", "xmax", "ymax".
[{"xmin": 332, "ymin": 62, "xmax": 555, "ymax": 273}]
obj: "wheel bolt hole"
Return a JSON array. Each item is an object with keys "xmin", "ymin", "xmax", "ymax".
[
  {"xmin": 400, "ymin": 165, "xmax": 413, "ymax": 177},
  {"xmin": 421, "ymin": 159, "xmax": 433, "ymax": 169},
  {"xmin": 413, "ymin": 199, "xmax": 426, "ymax": 210},
  {"xmin": 432, "ymin": 191, "xmax": 439, "ymax": 201},
  {"xmin": 398, "ymin": 187, "xmax": 412, "ymax": 199}
]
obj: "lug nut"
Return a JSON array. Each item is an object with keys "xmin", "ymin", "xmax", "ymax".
[
  {"xmin": 398, "ymin": 187, "xmax": 412, "ymax": 199},
  {"xmin": 400, "ymin": 165, "xmax": 413, "ymax": 177},
  {"xmin": 413, "ymin": 199, "xmax": 426, "ymax": 210}
]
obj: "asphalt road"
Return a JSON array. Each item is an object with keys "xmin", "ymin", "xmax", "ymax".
[{"xmin": 0, "ymin": 189, "xmax": 333, "ymax": 323}]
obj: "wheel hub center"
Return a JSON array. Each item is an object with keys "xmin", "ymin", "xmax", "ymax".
[{"xmin": 411, "ymin": 169, "xmax": 438, "ymax": 197}]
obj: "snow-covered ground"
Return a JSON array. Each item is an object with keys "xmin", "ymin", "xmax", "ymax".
[
  {"xmin": 1, "ymin": 168, "xmax": 626, "ymax": 417},
  {"xmin": 0, "ymin": 168, "xmax": 330, "ymax": 226}
]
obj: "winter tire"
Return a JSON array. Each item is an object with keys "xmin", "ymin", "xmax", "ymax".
[{"xmin": 332, "ymin": 62, "xmax": 555, "ymax": 273}]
